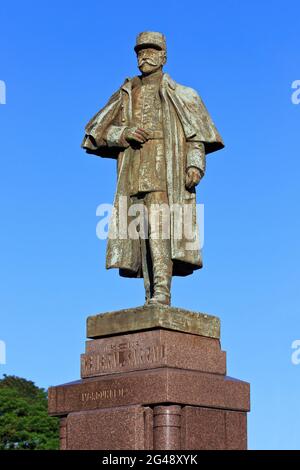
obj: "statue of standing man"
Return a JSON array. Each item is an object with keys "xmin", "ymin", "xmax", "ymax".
[{"xmin": 82, "ymin": 32, "xmax": 224, "ymax": 306}]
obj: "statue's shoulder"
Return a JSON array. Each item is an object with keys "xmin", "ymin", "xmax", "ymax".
[
  {"xmin": 104, "ymin": 76, "xmax": 135, "ymax": 105},
  {"xmin": 119, "ymin": 76, "xmax": 140, "ymax": 91},
  {"xmin": 163, "ymin": 74, "xmax": 200, "ymax": 103}
]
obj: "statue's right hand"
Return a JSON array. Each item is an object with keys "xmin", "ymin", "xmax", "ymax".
[{"xmin": 124, "ymin": 127, "xmax": 149, "ymax": 144}]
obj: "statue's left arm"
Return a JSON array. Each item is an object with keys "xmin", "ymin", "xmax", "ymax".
[
  {"xmin": 185, "ymin": 141, "xmax": 206, "ymax": 189},
  {"xmin": 169, "ymin": 81, "xmax": 224, "ymax": 189}
]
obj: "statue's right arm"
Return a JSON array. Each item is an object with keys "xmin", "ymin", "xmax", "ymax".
[
  {"xmin": 81, "ymin": 89, "xmax": 129, "ymax": 155},
  {"xmin": 81, "ymin": 85, "xmax": 149, "ymax": 154}
]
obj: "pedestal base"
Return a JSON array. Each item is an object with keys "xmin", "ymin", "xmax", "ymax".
[
  {"xmin": 49, "ymin": 306, "xmax": 250, "ymax": 450},
  {"xmin": 59, "ymin": 404, "xmax": 247, "ymax": 450}
]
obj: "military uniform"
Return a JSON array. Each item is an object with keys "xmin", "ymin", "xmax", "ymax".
[{"xmin": 82, "ymin": 32, "xmax": 224, "ymax": 305}]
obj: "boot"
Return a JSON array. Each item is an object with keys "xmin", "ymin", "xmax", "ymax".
[{"xmin": 147, "ymin": 238, "xmax": 172, "ymax": 306}]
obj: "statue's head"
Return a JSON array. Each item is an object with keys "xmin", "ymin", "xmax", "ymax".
[{"xmin": 134, "ymin": 31, "xmax": 167, "ymax": 75}]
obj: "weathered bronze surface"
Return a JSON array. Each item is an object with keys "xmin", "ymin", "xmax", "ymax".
[
  {"xmin": 82, "ymin": 32, "xmax": 224, "ymax": 305},
  {"xmin": 87, "ymin": 304, "xmax": 220, "ymax": 339}
]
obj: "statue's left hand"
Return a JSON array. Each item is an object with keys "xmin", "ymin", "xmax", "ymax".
[{"xmin": 185, "ymin": 166, "xmax": 202, "ymax": 189}]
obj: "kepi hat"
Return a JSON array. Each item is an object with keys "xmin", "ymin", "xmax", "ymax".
[{"xmin": 134, "ymin": 31, "xmax": 166, "ymax": 52}]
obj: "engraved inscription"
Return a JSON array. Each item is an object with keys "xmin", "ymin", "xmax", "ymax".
[
  {"xmin": 81, "ymin": 387, "xmax": 126, "ymax": 403},
  {"xmin": 82, "ymin": 341, "xmax": 166, "ymax": 376}
]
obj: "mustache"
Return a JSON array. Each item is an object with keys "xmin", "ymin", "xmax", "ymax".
[{"xmin": 138, "ymin": 58, "xmax": 159, "ymax": 66}]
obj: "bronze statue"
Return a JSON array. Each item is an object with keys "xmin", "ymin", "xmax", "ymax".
[{"xmin": 82, "ymin": 32, "xmax": 224, "ymax": 306}]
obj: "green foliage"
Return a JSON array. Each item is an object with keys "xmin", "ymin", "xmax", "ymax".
[{"xmin": 0, "ymin": 375, "xmax": 59, "ymax": 450}]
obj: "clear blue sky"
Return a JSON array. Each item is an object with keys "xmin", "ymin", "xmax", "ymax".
[{"xmin": 0, "ymin": 0, "xmax": 299, "ymax": 450}]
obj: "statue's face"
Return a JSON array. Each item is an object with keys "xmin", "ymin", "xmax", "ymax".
[{"xmin": 137, "ymin": 47, "xmax": 166, "ymax": 75}]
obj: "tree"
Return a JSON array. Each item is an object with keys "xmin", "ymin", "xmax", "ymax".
[{"xmin": 0, "ymin": 375, "xmax": 59, "ymax": 450}]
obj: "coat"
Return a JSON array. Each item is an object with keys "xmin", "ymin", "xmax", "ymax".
[{"xmin": 82, "ymin": 73, "xmax": 224, "ymax": 278}]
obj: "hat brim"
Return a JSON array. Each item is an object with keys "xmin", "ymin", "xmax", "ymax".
[{"xmin": 134, "ymin": 42, "xmax": 164, "ymax": 52}]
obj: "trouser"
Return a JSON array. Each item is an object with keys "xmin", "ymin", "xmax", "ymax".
[{"xmin": 132, "ymin": 191, "xmax": 173, "ymax": 303}]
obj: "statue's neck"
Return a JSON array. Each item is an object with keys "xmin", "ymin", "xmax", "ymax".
[{"xmin": 141, "ymin": 69, "xmax": 163, "ymax": 84}]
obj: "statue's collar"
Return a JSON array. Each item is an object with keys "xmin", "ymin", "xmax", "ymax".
[
  {"xmin": 121, "ymin": 73, "xmax": 176, "ymax": 93},
  {"xmin": 141, "ymin": 69, "xmax": 163, "ymax": 85}
]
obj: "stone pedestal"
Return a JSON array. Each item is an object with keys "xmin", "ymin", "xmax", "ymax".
[{"xmin": 48, "ymin": 305, "xmax": 250, "ymax": 450}]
